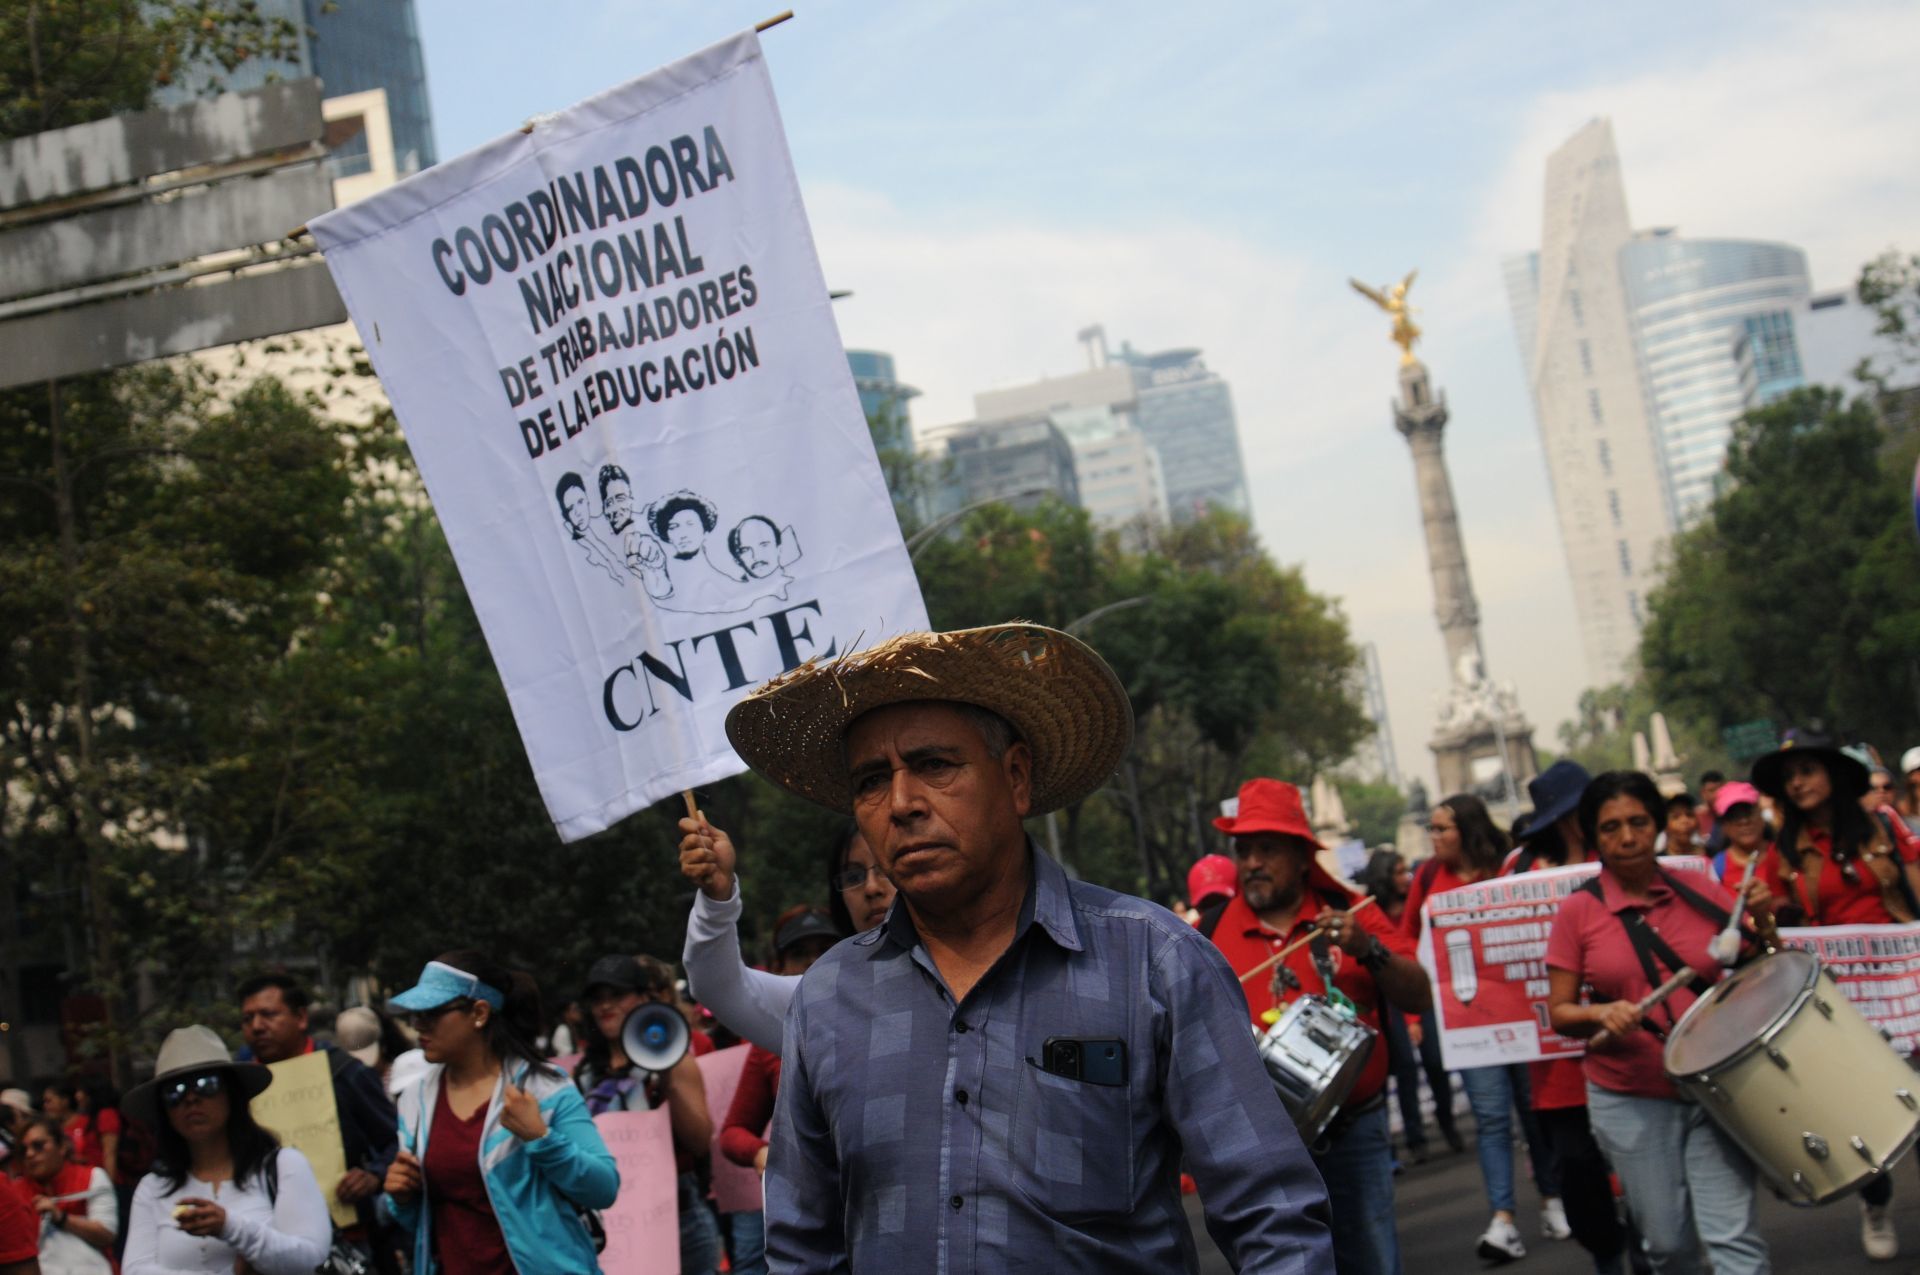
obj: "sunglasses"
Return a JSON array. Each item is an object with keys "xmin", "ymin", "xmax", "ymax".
[
  {"xmin": 832, "ymin": 863, "xmax": 887, "ymax": 892},
  {"xmin": 162, "ymin": 1073, "xmax": 225, "ymax": 1108},
  {"xmin": 406, "ymin": 1001, "xmax": 471, "ymax": 1031},
  {"xmin": 1871, "ymin": 783, "xmax": 1895, "ymax": 793}
]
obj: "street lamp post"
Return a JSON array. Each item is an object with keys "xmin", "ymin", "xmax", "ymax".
[{"xmin": 1045, "ymin": 595, "xmax": 1151, "ymax": 865}]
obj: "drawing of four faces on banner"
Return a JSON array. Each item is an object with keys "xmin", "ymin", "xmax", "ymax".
[{"xmin": 554, "ymin": 464, "xmax": 802, "ymax": 616}]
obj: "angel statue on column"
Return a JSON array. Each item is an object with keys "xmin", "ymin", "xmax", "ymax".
[{"xmin": 1349, "ymin": 269, "xmax": 1422, "ymax": 364}]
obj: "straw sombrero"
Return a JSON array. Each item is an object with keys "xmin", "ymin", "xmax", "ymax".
[{"xmin": 724, "ymin": 623, "xmax": 1134, "ymax": 815}]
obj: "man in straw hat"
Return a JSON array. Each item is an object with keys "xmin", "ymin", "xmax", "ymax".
[{"xmin": 725, "ymin": 623, "xmax": 1332, "ymax": 1273}]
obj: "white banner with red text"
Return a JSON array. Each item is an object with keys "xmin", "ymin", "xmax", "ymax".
[{"xmin": 309, "ymin": 31, "xmax": 927, "ymax": 840}]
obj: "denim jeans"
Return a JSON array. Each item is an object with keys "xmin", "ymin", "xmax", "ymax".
[
  {"xmin": 677, "ymin": 1171, "xmax": 722, "ymax": 1274},
  {"xmin": 1313, "ymin": 1103, "xmax": 1402, "ymax": 1275},
  {"xmin": 1382, "ymin": 1006, "xmax": 1456, "ymax": 1151},
  {"xmin": 725, "ymin": 1209, "xmax": 767, "ymax": 1275},
  {"xmin": 1460, "ymin": 1063, "xmax": 1558, "ymax": 1213},
  {"xmin": 1586, "ymin": 1087, "xmax": 1769, "ymax": 1275}
]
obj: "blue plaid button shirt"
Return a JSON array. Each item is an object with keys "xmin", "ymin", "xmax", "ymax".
[{"xmin": 766, "ymin": 845, "xmax": 1332, "ymax": 1273}]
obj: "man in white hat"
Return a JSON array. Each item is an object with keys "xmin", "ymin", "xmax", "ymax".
[{"xmin": 726, "ymin": 623, "xmax": 1332, "ymax": 1274}]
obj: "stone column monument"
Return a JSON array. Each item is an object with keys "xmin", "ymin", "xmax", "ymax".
[{"xmin": 1352, "ymin": 272, "xmax": 1539, "ymax": 810}]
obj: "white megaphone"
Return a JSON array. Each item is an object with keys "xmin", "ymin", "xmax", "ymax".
[{"xmin": 620, "ymin": 1002, "xmax": 691, "ymax": 1075}]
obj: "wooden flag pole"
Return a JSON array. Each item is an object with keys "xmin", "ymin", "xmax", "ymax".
[{"xmin": 682, "ymin": 791, "xmax": 699, "ymax": 820}]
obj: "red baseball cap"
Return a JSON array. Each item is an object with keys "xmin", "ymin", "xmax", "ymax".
[{"xmin": 1186, "ymin": 854, "xmax": 1239, "ymax": 904}]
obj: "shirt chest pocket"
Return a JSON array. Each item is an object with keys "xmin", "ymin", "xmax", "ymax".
[{"xmin": 1009, "ymin": 1058, "xmax": 1137, "ymax": 1219}]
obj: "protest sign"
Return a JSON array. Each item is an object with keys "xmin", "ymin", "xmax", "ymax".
[
  {"xmin": 308, "ymin": 31, "xmax": 928, "ymax": 841},
  {"xmin": 595, "ymin": 1106, "xmax": 680, "ymax": 1275},
  {"xmin": 1776, "ymin": 922, "xmax": 1920, "ymax": 1057},
  {"xmin": 1416, "ymin": 857, "xmax": 1713, "ymax": 1070},
  {"xmin": 251, "ymin": 1051, "xmax": 355, "ymax": 1227},
  {"xmin": 695, "ymin": 1043, "xmax": 765, "ymax": 1214}
]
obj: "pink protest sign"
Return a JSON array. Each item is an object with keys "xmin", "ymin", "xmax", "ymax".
[
  {"xmin": 1416, "ymin": 856, "xmax": 1714, "ymax": 1069},
  {"xmin": 594, "ymin": 1106, "xmax": 680, "ymax": 1275},
  {"xmin": 697, "ymin": 1043, "xmax": 766, "ymax": 1214}
]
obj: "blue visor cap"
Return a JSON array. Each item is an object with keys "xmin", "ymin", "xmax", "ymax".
[{"xmin": 389, "ymin": 961, "xmax": 506, "ymax": 1012}]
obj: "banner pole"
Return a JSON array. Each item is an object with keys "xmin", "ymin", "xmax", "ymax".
[{"xmin": 682, "ymin": 791, "xmax": 699, "ymax": 819}]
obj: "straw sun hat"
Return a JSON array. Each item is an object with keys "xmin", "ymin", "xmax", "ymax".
[{"xmin": 724, "ymin": 623, "xmax": 1134, "ymax": 816}]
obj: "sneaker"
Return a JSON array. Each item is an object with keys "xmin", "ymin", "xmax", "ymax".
[
  {"xmin": 1541, "ymin": 1196, "xmax": 1571, "ymax": 1241},
  {"xmin": 1861, "ymin": 1201, "xmax": 1897, "ymax": 1261},
  {"xmin": 1477, "ymin": 1216, "xmax": 1527, "ymax": 1264}
]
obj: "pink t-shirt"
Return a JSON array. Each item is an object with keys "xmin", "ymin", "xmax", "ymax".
[{"xmin": 1545, "ymin": 869, "xmax": 1738, "ymax": 1099}]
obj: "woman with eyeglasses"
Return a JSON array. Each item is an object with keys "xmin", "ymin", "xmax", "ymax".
[
  {"xmin": 381, "ymin": 950, "xmax": 617, "ymax": 1275},
  {"xmin": 679, "ymin": 816, "xmax": 893, "ymax": 1054},
  {"xmin": 1403, "ymin": 794, "xmax": 1564, "ymax": 1262},
  {"xmin": 121, "ymin": 1025, "xmax": 331, "ymax": 1275},
  {"xmin": 13, "ymin": 1118, "xmax": 114, "ymax": 1275}
]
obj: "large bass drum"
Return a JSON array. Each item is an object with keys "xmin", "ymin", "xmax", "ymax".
[
  {"xmin": 1664, "ymin": 949, "xmax": 1920, "ymax": 1205},
  {"xmin": 1256, "ymin": 995, "xmax": 1376, "ymax": 1148}
]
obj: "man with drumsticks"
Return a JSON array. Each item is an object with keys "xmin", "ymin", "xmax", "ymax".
[{"xmin": 1205, "ymin": 777, "xmax": 1431, "ymax": 1275}]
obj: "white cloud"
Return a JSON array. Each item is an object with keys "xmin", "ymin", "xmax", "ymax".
[{"xmin": 1474, "ymin": 3, "xmax": 1920, "ymax": 287}]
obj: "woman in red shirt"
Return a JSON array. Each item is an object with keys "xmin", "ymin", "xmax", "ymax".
[
  {"xmin": 1405, "ymin": 795, "xmax": 1562, "ymax": 1263},
  {"xmin": 1547, "ymin": 771, "xmax": 1774, "ymax": 1275},
  {"xmin": 1751, "ymin": 736, "xmax": 1912, "ymax": 1259}
]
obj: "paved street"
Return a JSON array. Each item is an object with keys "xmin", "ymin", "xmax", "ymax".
[{"xmin": 1187, "ymin": 1128, "xmax": 1920, "ymax": 1272}]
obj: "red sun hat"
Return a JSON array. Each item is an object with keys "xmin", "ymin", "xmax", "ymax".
[
  {"xmin": 1213, "ymin": 778, "xmax": 1317, "ymax": 842},
  {"xmin": 1186, "ymin": 854, "xmax": 1239, "ymax": 905}
]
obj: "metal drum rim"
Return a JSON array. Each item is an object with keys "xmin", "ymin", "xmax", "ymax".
[{"xmin": 1663, "ymin": 948, "xmax": 1821, "ymax": 1079}]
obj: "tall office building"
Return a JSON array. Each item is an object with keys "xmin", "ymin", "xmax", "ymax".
[
  {"xmin": 936, "ymin": 416, "xmax": 1081, "ymax": 512},
  {"xmin": 156, "ymin": 0, "xmax": 437, "ymax": 176},
  {"xmin": 967, "ymin": 362, "xmax": 1164, "ymax": 532},
  {"xmin": 1620, "ymin": 234, "xmax": 1810, "ymax": 522},
  {"xmin": 1111, "ymin": 343, "xmax": 1252, "ymax": 522},
  {"xmin": 1503, "ymin": 119, "xmax": 1674, "ymax": 687},
  {"xmin": 847, "ymin": 349, "xmax": 920, "ymax": 455}
]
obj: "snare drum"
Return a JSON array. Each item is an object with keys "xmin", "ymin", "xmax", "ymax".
[
  {"xmin": 1256, "ymin": 995, "xmax": 1377, "ymax": 1146},
  {"xmin": 1664, "ymin": 949, "xmax": 1920, "ymax": 1205}
]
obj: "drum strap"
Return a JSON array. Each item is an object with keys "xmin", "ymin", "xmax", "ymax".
[{"xmin": 1578, "ymin": 874, "xmax": 1718, "ymax": 1033}]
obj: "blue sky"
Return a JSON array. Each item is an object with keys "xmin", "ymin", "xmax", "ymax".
[{"xmin": 417, "ymin": 0, "xmax": 1920, "ymax": 786}]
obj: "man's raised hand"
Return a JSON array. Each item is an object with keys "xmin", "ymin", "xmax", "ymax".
[{"xmin": 679, "ymin": 815, "xmax": 738, "ymax": 901}]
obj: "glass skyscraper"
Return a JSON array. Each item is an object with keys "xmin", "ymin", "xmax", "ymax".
[
  {"xmin": 155, "ymin": 0, "xmax": 436, "ymax": 176},
  {"xmin": 1620, "ymin": 234, "xmax": 1809, "ymax": 524},
  {"xmin": 1110, "ymin": 344, "xmax": 1251, "ymax": 523}
]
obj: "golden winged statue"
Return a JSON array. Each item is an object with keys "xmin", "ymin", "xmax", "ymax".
[{"xmin": 1349, "ymin": 269, "xmax": 1421, "ymax": 364}]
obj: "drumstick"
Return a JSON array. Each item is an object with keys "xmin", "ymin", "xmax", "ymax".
[
  {"xmin": 1590, "ymin": 965, "xmax": 1694, "ymax": 1048},
  {"xmin": 1237, "ymin": 895, "xmax": 1378, "ymax": 985}
]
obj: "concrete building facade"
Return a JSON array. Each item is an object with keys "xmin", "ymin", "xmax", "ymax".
[{"xmin": 1506, "ymin": 119, "xmax": 1678, "ymax": 687}]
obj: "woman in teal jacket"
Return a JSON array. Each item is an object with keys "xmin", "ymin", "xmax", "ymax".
[{"xmin": 381, "ymin": 951, "xmax": 618, "ymax": 1275}]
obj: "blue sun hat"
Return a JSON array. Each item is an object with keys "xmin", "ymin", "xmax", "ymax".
[{"xmin": 388, "ymin": 960, "xmax": 506, "ymax": 1012}]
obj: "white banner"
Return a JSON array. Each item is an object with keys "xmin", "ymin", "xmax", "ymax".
[{"xmin": 310, "ymin": 32, "xmax": 928, "ymax": 840}]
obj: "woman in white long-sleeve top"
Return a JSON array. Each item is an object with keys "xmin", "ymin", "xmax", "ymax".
[
  {"xmin": 678, "ymin": 816, "xmax": 893, "ymax": 1052},
  {"xmin": 120, "ymin": 1025, "xmax": 331, "ymax": 1275}
]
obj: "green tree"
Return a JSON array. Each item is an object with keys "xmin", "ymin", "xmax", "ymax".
[
  {"xmin": 1338, "ymin": 779, "xmax": 1406, "ymax": 848},
  {"xmin": 1639, "ymin": 386, "xmax": 1920, "ymax": 751}
]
